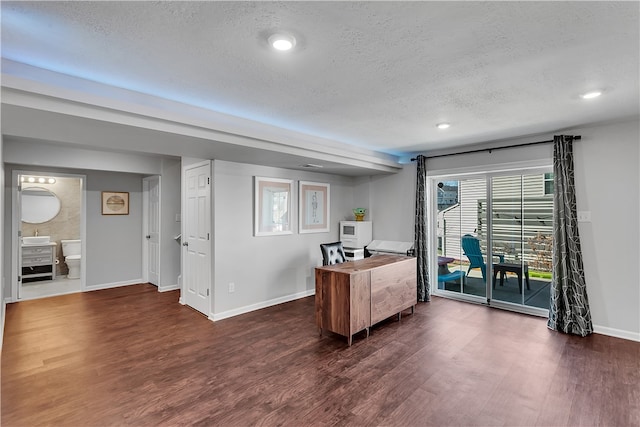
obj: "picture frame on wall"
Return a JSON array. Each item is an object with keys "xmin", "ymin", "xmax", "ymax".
[
  {"xmin": 254, "ymin": 177, "xmax": 294, "ymax": 236},
  {"xmin": 101, "ymin": 191, "xmax": 129, "ymax": 215},
  {"xmin": 299, "ymin": 181, "xmax": 330, "ymax": 233}
]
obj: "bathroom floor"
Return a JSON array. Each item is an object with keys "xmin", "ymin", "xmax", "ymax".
[{"xmin": 20, "ymin": 276, "xmax": 81, "ymax": 300}]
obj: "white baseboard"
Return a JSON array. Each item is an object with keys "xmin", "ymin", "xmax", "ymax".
[
  {"xmin": 85, "ymin": 278, "xmax": 144, "ymax": 292},
  {"xmin": 158, "ymin": 284, "xmax": 179, "ymax": 292},
  {"xmin": 1, "ymin": 299, "xmax": 5, "ymax": 350},
  {"xmin": 593, "ymin": 324, "xmax": 640, "ymax": 342},
  {"xmin": 211, "ymin": 289, "xmax": 315, "ymax": 322}
]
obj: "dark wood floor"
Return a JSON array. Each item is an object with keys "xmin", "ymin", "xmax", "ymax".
[{"xmin": 2, "ymin": 284, "xmax": 639, "ymax": 426}]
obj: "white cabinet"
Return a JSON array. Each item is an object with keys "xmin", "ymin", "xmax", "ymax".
[
  {"xmin": 339, "ymin": 221, "xmax": 372, "ymax": 249},
  {"xmin": 22, "ymin": 243, "xmax": 57, "ymax": 282}
]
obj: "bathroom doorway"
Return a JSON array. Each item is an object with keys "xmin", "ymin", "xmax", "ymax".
[{"xmin": 13, "ymin": 170, "xmax": 86, "ymax": 301}]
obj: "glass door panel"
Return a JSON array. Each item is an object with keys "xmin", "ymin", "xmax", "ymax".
[
  {"xmin": 523, "ymin": 173, "xmax": 553, "ymax": 309},
  {"xmin": 436, "ymin": 177, "xmax": 486, "ymax": 299},
  {"xmin": 490, "ymin": 173, "xmax": 552, "ymax": 310}
]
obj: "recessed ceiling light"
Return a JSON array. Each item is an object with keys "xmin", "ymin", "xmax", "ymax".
[
  {"xmin": 580, "ymin": 90, "xmax": 602, "ymax": 99},
  {"xmin": 268, "ymin": 33, "xmax": 296, "ymax": 51},
  {"xmin": 436, "ymin": 123, "xmax": 451, "ymax": 129}
]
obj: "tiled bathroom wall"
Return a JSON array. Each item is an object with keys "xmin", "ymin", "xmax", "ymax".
[{"xmin": 22, "ymin": 177, "xmax": 81, "ymax": 276}]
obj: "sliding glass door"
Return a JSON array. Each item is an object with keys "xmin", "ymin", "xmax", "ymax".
[
  {"xmin": 489, "ymin": 174, "xmax": 553, "ymax": 311},
  {"xmin": 435, "ymin": 177, "xmax": 487, "ymax": 302},
  {"xmin": 432, "ymin": 169, "xmax": 552, "ymax": 315}
]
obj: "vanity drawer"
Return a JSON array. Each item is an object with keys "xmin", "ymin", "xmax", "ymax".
[
  {"xmin": 23, "ymin": 253, "xmax": 53, "ymax": 267},
  {"xmin": 23, "ymin": 246, "xmax": 53, "ymax": 257}
]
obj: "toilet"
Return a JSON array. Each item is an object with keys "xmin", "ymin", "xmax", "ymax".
[{"xmin": 61, "ymin": 239, "xmax": 81, "ymax": 279}]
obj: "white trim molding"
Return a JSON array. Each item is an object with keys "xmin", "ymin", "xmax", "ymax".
[
  {"xmin": 593, "ymin": 324, "xmax": 640, "ymax": 342},
  {"xmin": 210, "ymin": 289, "xmax": 315, "ymax": 322},
  {"xmin": 85, "ymin": 279, "xmax": 144, "ymax": 292},
  {"xmin": 158, "ymin": 284, "xmax": 180, "ymax": 292}
]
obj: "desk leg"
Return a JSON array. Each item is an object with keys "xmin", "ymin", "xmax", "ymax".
[
  {"xmin": 348, "ymin": 335, "xmax": 352, "ymax": 346},
  {"xmin": 438, "ymin": 265, "xmax": 451, "ymax": 275},
  {"xmin": 411, "ymin": 305, "xmax": 415, "ymax": 315},
  {"xmin": 318, "ymin": 327, "xmax": 322, "ymax": 337},
  {"xmin": 366, "ymin": 327, "xmax": 370, "ymax": 338}
]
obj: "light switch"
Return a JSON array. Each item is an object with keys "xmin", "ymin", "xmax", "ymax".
[{"xmin": 175, "ymin": 213, "xmax": 181, "ymax": 222}]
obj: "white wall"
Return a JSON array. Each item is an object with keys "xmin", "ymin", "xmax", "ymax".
[
  {"xmin": 571, "ymin": 119, "xmax": 639, "ymax": 340},
  {"xmin": 368, "ymin": 118, "xmax": 640, "ymax": 340},
  {"xmin": 350, "ymin": 165, "xmax": 416, "ymax": 243},
  {"xmin": 159, "ymin": 158, "xmax": 182, "ymax": 290},
  {"xmin": 368, "ymin": 165, "xmax": 416, "ymax": 242},
  {"xmin": 85, "ymin": 170, "xmax": 144, "ymax": 287},
  {"xmin": 0, "ymin": 135, "xmax": 4, "ymax": 348},
  {"xmin": 3, "ymin": 138, "xmax": 163, "ymax": 175},
  {"xmin": 211, "ymin": 160, "xmax": 355, "ymax": 318}
]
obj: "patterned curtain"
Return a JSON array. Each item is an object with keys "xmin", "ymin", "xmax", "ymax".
[
  {"xmin": 548, "ymin": 135, "xmax": 593, "ymax": 336},
  {"xmin": 415, "ymin": 155, "xmax": 430, "ymax": 301}
]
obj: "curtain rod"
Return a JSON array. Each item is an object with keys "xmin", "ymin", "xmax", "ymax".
[{"xmin": 411, "ymin": 135, "xmax": 581, "ymax": 161}]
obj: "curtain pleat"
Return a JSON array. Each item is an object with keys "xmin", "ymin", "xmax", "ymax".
[
  {"xmin": 415, "ymin": 155, "xmax": 430, "ymax": 302},
  {"xmin": 548, "ymin": 135, "xmax": 593, "ymax": 337}
]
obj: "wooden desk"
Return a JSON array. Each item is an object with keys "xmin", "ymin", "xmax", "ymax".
[{"xmin": 315, "ymin": 255, "xmax": 417, "ymax": 346}]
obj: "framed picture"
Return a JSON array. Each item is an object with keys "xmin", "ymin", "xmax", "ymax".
[
  {"xmin": 254, "ymin": 177, "xmax": 293, "ymax": 236},
  {"xmin": 299, "ymin": 181, "xmax": 330, "ymax": 233},
  {"xmin": 102, "ymin": 191, "xmax": 129, "ymax": 215}
]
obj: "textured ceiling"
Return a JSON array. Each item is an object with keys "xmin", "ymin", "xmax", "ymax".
[{"xmin": 1, "ymin": 1, "xmax": 639, "ymax": 160}]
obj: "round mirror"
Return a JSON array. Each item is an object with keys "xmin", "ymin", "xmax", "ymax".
[{"xmin": 21, "ymin": 187, "xmax": 61, "ymax": 224}]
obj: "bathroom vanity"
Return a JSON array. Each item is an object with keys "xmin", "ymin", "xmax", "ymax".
[{"xmin": 21, "ymin": 242, "xmax": 57, "ymax": 282}]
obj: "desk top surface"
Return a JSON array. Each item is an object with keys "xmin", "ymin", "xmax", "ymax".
[{"xmin": 316, "ymin": 254, "xmax": 415, "ymax": 273}]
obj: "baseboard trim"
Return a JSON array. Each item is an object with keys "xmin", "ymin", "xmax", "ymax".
[
  {"xmin": 158, "ymin": 284, "xmax": 179, "ymax": 292},
  {"xmin": 211, "ymin": 289, "xmax": 315, "ymax": 322},
  {"xmin": 1, "ymin": 299, "xmax": 5, "ymax": 350},
  {"xmin": 594, "ymin": 324, "xmax": 640, "ymax": 342},
  {"xmin": 85, "ymin": 279, "xmax": 143, "ymax": 292}
]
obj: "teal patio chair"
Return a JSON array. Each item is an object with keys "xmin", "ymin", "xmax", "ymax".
[{"xmin": 461, "ymin": 234, "xmax": 504, "ymax": 282}]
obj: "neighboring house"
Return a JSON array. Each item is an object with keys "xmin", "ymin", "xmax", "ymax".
[{"xmin": 437, "ymin": 174, "xmax": 554, "ymax": 271}]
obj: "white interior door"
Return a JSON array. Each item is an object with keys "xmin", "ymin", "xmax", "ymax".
[
  {"xmin": 183, "ymin": 162, "xmax": 211, "ymax": 315},
  {"xmin": 143, "ymin": 176, "xmax": 161, "ymax": 286},
  {"xmin": 16, "ymin": 181, "xmax": 23, "ymax": 300}
]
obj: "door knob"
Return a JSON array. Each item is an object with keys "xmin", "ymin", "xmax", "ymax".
[
  {"xmin": 146, "ymin": 235, "xmax": 151, "ymax": 239},
  {"xmin": 183, "ymin": 242, "xmax": 189, "ymax": 247}
]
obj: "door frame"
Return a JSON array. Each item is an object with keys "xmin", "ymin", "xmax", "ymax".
[
  {"xmin": 142, "ymin": 175, "xmax": 161, "ymax": 286},
  {"xmin": 11, "ymin": 169, "xmax": 87, "ymax": 302},
  {"xmin": 428, "ymin": 166, "xmax": 552, "ymax": 317}
]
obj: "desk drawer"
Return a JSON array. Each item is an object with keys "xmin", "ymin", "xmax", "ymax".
[
  {"xmin": 23, "ymin": 253, "xmax": 53, "ymax": 267},
  {"xmin": 23, "ymin": 246, "xmax": 53, "ymax": 257}
]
